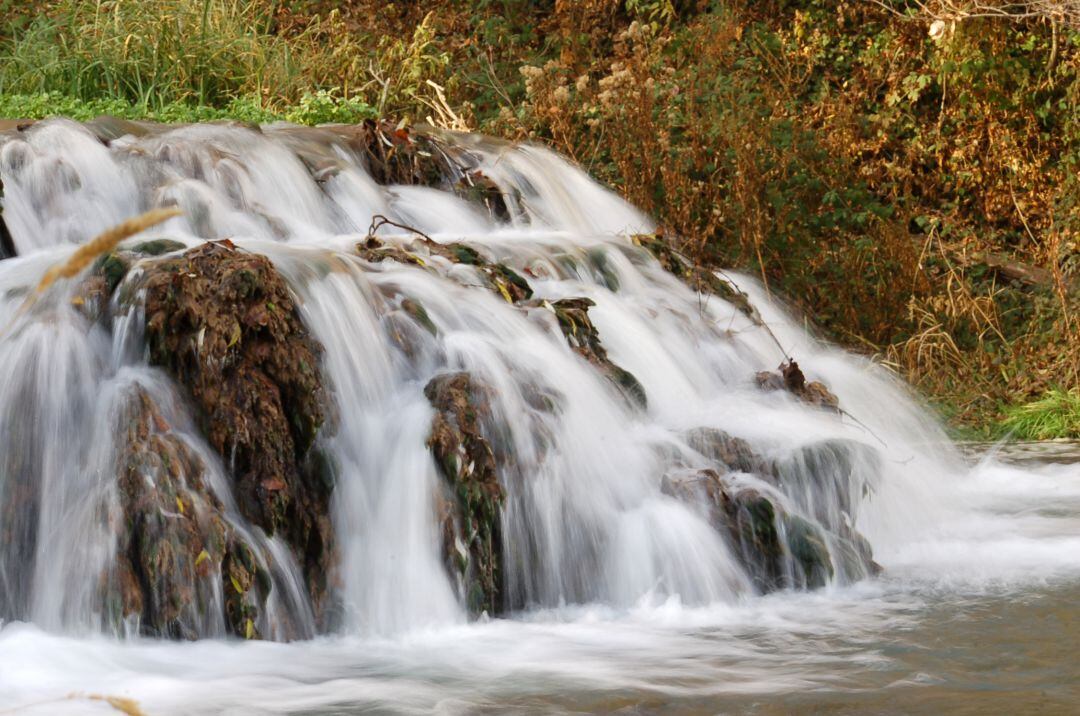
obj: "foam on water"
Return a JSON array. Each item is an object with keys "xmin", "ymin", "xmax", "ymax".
[{"xmin": 0, "ymin": 119, "xmax": 1077, "ymax": 713}]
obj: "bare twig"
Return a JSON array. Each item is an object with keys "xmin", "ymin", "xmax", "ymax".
[{"xmin": 366, "ymin": 214, "xmax": 436, "ymax": 243}]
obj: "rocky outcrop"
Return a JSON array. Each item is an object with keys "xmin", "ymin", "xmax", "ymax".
[
  {"xmin": 108, "ymin": 387, "xmax": 270, "ymax": 639},
  {"xmin": 140, "ymin": 241, "xmax": 333, "ymax": 620},
  {"xmin": 424, "ymin": 372, "xmax": 504, "ymax": 616}
]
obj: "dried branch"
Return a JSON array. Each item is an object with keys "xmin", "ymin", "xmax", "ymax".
[{"xmin": 868, "ymin": 0, "xmax": 1080, "ymax": 29}]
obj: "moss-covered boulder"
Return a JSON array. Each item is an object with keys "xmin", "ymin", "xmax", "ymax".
[
  {"xmin": 424, "ymin": 372, "xmax": 504, "ymax": 616},
  {"xmin": 140, "ymin": 240, "xmax": 333, "ymax": 620},
  {"xmin": 108, "ymin": 388, "xmax": 269, "ymax": 639}
]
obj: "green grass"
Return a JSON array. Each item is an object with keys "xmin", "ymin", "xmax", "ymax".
[
  {"xmin": 0, "ymin": 90, "xmax": 377, "ymax": 126},
  {"xmin": 1000, "ymin": 388, "xmax": 1080, "ymax": 440},
  {"xmin": 0, "ymin": 1, "xmax": 448, "ymax": 121},
  {"xmin": 0, "ymin": 0, "xmax": 305, "ymax": 109}
]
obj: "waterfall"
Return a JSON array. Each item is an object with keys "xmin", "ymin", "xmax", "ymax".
[{"xmin": 0, "ymin": 117, "xmax": 972, "ymax": 641}]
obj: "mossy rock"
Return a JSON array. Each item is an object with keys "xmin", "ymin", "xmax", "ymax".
[
  {"xmin": 140, "ymin": 240, "xmax": 334, "ymax": 624},
  {"xmin": 783, "ymin": 515, "xmax": 834, "ymax": 589},
  {"xmin": 108, "ymin": 387, "xmax": 270, "ymax": 639},
  {"xmin": 662, "ymin": 464, "xmax": 866, "ymax": 593},
  {"xmin": 356, "ymin": 236, "xmax": 533, "ymax": 303},
  {"xmin": 631, "ymin": 232, "xmax": 759, "ymax": 321},
  {"xmin": 131, "ymin": 238, "xmax": 186, "ymax": 256},
  {"xmin": 424, "ymin": 372, "xmax": 504, "ymax": 616},
  {"xmin": 93, "ymin": 252, "xmax": 132, "ymax": 294}
]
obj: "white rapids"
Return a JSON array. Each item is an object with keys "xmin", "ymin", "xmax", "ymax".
[{"xmin": 0, "ymin": 118, "xmax": 1077, "ymax": 714}]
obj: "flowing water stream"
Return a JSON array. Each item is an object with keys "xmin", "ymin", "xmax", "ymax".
[{"xmin": 0, "ymin": 119, "xmax": 1076, "ymax": 714}]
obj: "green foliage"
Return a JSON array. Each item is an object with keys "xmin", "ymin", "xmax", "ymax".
[
  {"xmin": 281, "ymin": 90, "xmax": 377, "ymax": 125},
  {"xmin": 1001, "ymin": 388, "xmax": 1080, "ymax": 440},
  {"xmin": 0, "ymin": 91, "xmax": 274, "ymax": 123}
]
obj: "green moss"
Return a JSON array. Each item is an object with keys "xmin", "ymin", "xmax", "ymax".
[
  {"xmin": 94, "ymin": 252, "xmax": 132, "ymax": 293},
  {"xmin": 132, "ymin": 239, "xmax": 186, "ymax": 257},
  {"xmin": 784, "ymin": 515, "xmax": 834, "ymax": 589}
]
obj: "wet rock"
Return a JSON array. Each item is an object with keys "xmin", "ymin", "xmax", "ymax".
[
  {"xmin": 424, "ymin": 372, "xmax": 504, "ymax": 616},
  {"xmin": 141, "ymin": 241, "xmax": 333, "ymax": 620},
  {"xmin": 0, "ymin": 178, "xmax": 15, "ymax": 259},
  {"xmin": 526, "ymin": 297, "xmax": 647, "ymax": 409},
  {"xmin": 328, "ymin": 120, "xmax": 448, "ymax": 187},
  {"xmin": 454, "ymin": 170, "xmax": 512, "ymax": 222},
  {"xmin": 401, "ymin": 298, "xmax": 437, "ymax": 336},
  {"xmin": 382, "ymin": 295, "xmax": 440, "ymax": 362},
  {"xmin": 357, "ymin": 235, "xmax": 533, "ymax": 303},
  {"xmin": 685, "ymin": 427, "xmax": 771, "ymax": 477},
  {"xmin": 771, "ymin": 438, "xmax": 881, "ymax": 532},
  {"xmin": 755, "ymin": 359, "xmax": 840, "ymax": 412},
  {"xmin": 108, "ymin": 388, "xmax": 268, "ymax": 639},
  {"xmin": 662, "ymin": 468, "xmax": 855, "ymax": 592},
  {"xmin": 632, "ymin": 231, "xmax": 758, "ymax": 320},
  {"xmin": 781, "ymin": 514, "xmax": 834, "ymax": 588},
  {"xmin": 132, "ymin": 238, "xmax": 186, "ymax": 257}
]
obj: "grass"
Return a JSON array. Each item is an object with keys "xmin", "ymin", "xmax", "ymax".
[
  {"xmin": 1000, "ymin": 388, "xmax": 1080, "ymax": 441},
  {"xmin": 0, "ymin": 1, "xmax": 454, "ymax": 120},
  {"xmin": 0, "ymin": 0, "xmax": 303, "ymax": 109},
  {"xmin": 0, "ymin": 90, "xmax": 377, "ymax": 125}
]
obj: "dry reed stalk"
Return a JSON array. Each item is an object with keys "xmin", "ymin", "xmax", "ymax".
[
  {"xmin": 35, "ymin": 207, "xmax": 181, "ymax": 294},
  {"xmin": 0, "ymin": 207, "xmax": 183, "ymax": 341}
]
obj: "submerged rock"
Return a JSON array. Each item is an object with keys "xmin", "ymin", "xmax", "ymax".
[
  {"xmin": 141, "ymin": 241, "xmax": 333, "ymax": 621},
  {"xmin": 424, "ymin": 372, "xmax": 504, "ymax": 616},
  {"xmin": 108, "ymin": 388, "xmax": 269, "ymax": 639}
]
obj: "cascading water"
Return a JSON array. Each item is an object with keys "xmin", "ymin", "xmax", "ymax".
[{"xmin": 0, "ymin": 118, "xmax": 1076, "ymax": 714}]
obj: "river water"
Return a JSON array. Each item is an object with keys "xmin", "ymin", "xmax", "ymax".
[{"xmin": 0, "ymin": 119, "xmax": 1076, "ymax": 714}]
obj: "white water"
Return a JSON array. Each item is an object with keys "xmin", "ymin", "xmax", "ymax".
[{"xmin": 0, "ymin": 119, "xmax": 1077, "ymax": 713}]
